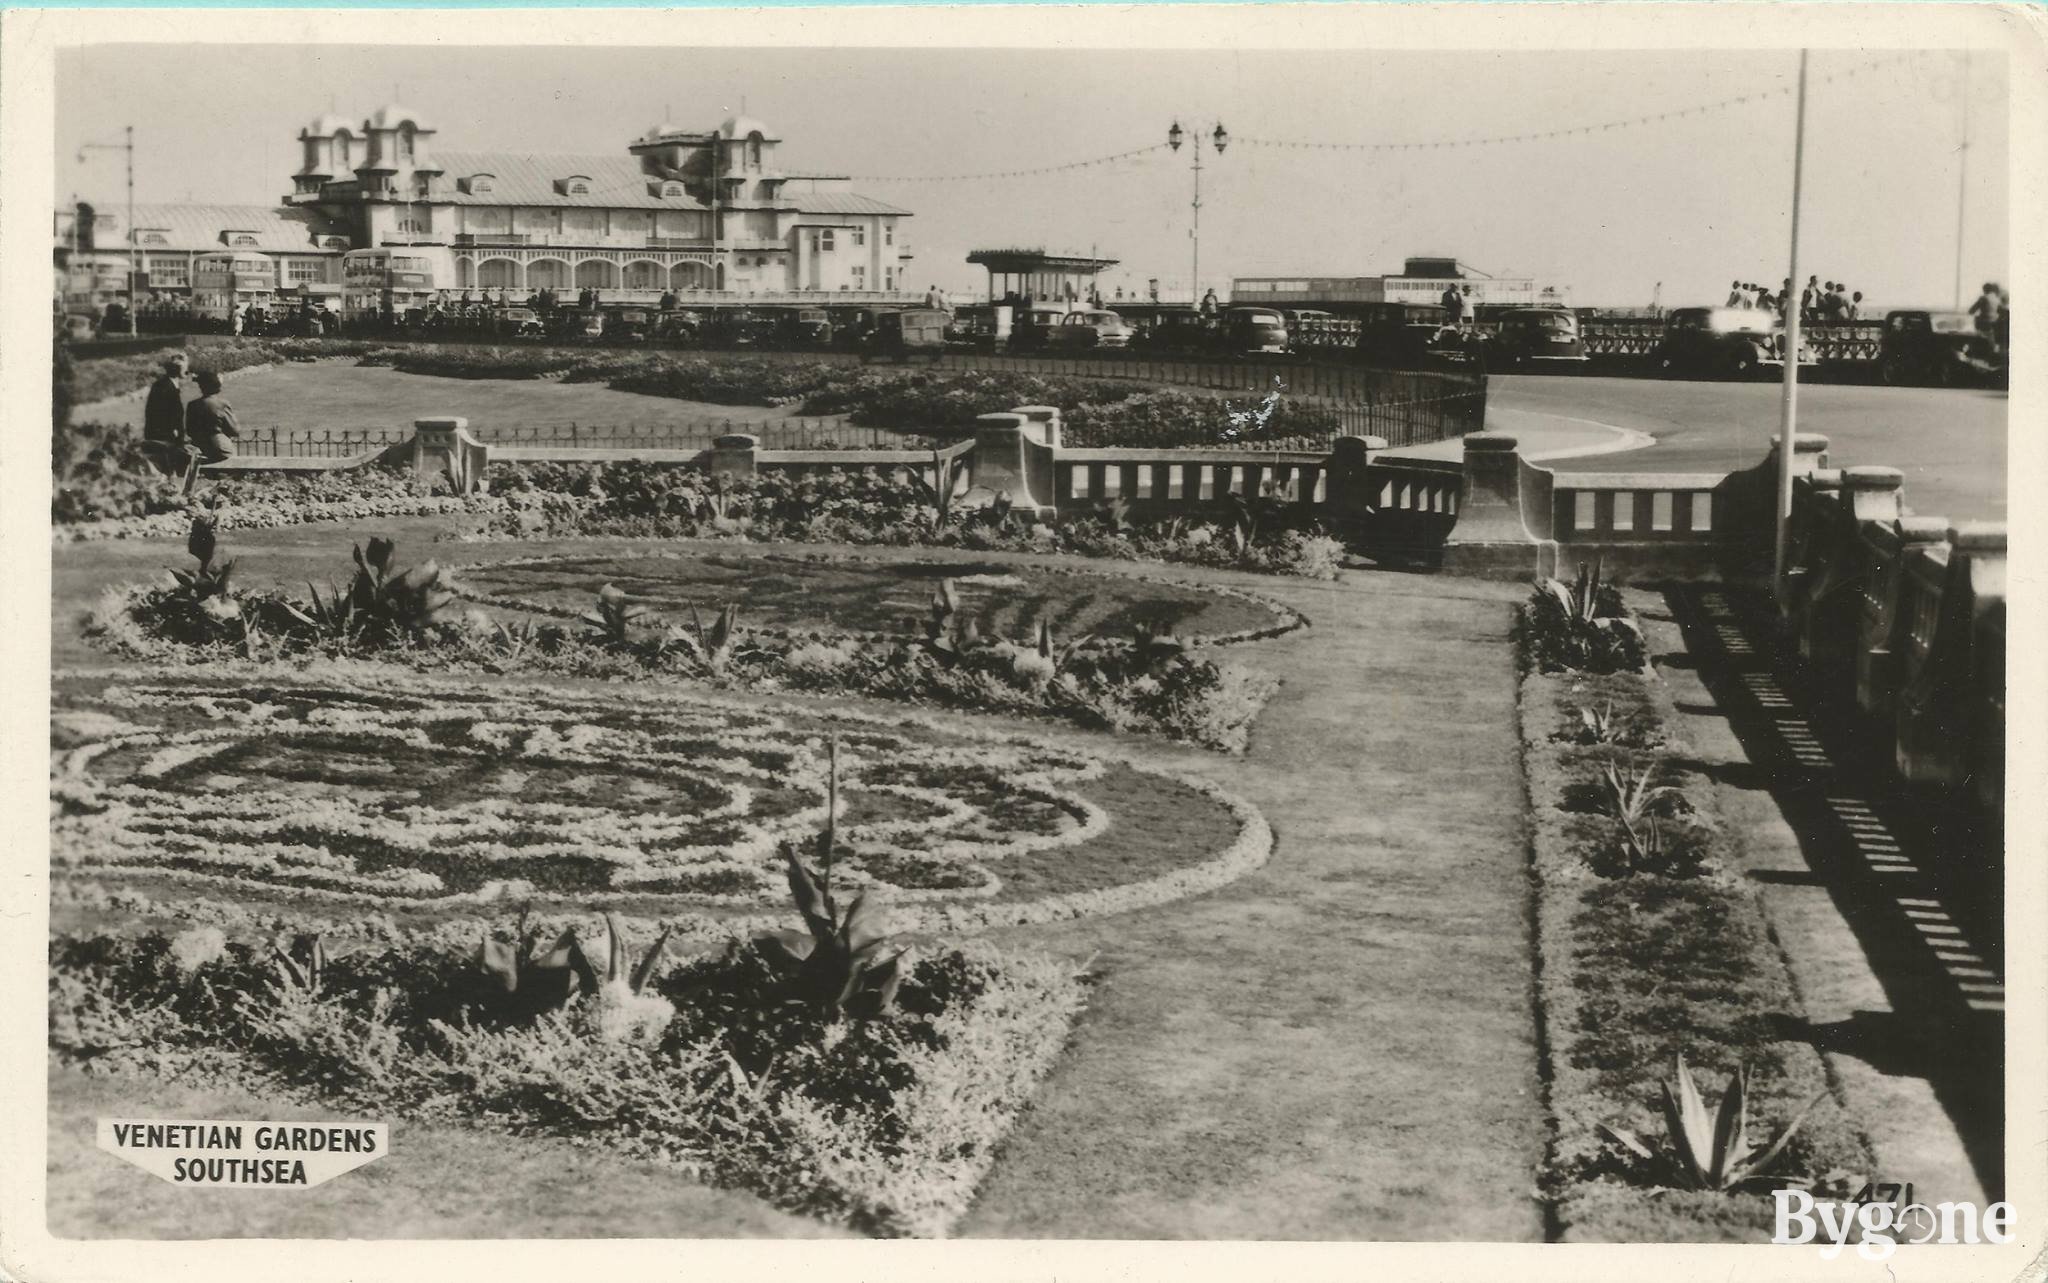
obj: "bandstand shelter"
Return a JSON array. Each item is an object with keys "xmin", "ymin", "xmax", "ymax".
[{"xmin": 967, "ymin": 248, "xmax": 1119, "ymax": 305}]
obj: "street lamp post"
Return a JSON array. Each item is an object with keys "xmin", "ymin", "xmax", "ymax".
[
  {"xmin": 1167, "ymin": 120, "xmax": 1228, "ymax": 305},
  {"xmin": 78, "ymin": 126, "xmax": 138, "ymax": 334}
]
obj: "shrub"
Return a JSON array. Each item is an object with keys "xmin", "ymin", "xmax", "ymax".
[
  {"xmin": 1522, "ymin": 559, "xmax": 1645, "ymax": 674},
  {"xmin": 49, "ymin": 925, "xmax": 1086, "ymax": 1237}
]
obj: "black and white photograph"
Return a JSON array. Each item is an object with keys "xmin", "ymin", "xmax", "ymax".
[{"xmin": 3, "ymin": 3, "xmax": 2040, "ymax": 1277}]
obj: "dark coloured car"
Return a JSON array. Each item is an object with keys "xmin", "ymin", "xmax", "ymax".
[
  {"xmin": 1006, "ymin": 307, "xmax": 1069, "ymax": 352},
  {"xmin": 656, "ymin": 309, "xmax": 706, "ymax": 347},
  {"xmin": 774, "ymin": 307, "xmax": 834, "ymax": 349},
  {"xmin": 829, "ymin": 307, "xmax": 881, "ymax": 352},
  {"xmin": 494, "ymin": 306, "xmax": 546, "ymax": 339},
  {"xmin": 608, "ymin": 307, "xmax": 655, "ymax": 343},
  {"xmin": 1132, "ymin": 306, "xmax": 1213, "ymax": 355},
  {"xmin": 1223, "ymin": 307, "xmax": 1289, "ymax": 355},
  {"xmin": 1355, "ymin": 302, "xmax": 1476, "ymax": 369},
  {"xmin": 1651, "ymin": 306, "xmax": 1814, "ymax": 378},
  {"xmin": 945, "ymin": 305, "xmax": 997, "ymax": 350},
  {"xmin": 1485, "ymin": 308, "xmax": 1590, "ymax": 369},
  {"xmin": 1879, "ymin": 310, "xmax": 2002, "ymax": 387},
  {"xmin": 708, "ymin": 308, "xmax": 776, "ymax": 348}
]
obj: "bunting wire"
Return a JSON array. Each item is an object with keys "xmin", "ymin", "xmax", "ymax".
[
  {"xmin": 845, "ymin": 142, "xmax": 1172, "ymax": 183},
  {"xmin": 1234, "ymin": 52, "xmax": 1917, "ymax": 154}
]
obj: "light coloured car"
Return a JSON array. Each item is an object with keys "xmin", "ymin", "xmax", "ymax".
[{"xmin": 1054, "ymin": 309, "xmax": 1135, "ymax": 350}]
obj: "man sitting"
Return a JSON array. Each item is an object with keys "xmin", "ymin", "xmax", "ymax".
[{"xmin": 141, "ymin": 354, "xmax": 190, "ymax": 475}]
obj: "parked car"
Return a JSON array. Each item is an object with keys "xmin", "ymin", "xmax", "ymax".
[
  {"xmin": 1650, "ymin": 306, "xmax": 1813, "ymax": 378},
  {"xmin": 1224, "ymin": 307, "xmax": 1290, "ymax": 355},
  {"xmin": 58, "ymin": 313, "xmax": 97, "ymax": 342},
  {"xmin": 608, "ymin": 307, "xmax": 655, "ymax": 343},
  {"xmin": 866, "ymin": 308, "xmax": 950, "ymax": 362},
  {"xmin": 774, "ymin": 307, "xmax": 835, "ymax": 349},
  {"xmin": 1878, "ymin": 309, "xmax": 2002, "ymax": 387},
  {"xmin": 1484, "ymin": 308, "xmax": 1591, "ymax": 369},
  {"xmin": 1007, "ymin": 307, "xmax": 1070, "ymax": 352},
  {"xmin": 829, "ymin": 307, "xmax": 881, "ymax": 352},
  {"xmin": 1355, "ymin": 302, "xmax": 1475, "ymax": 369},
  {"xmin": 656, "ymin": 309, "xmax": 706, "ymax": 348},
  {"xmin": 707, "ymin": 308, "xmax": 776, "ymax": 348},
  {"xmin": 494, "ymin": 306, "xmax": 546, "ymax": 339},
  {"xmin": 945, "ymin": 304, "xmax": 997, "ymax": 350},
  {"xmin": 1052, "ymin": 308, "xmax": 1135, "ymax": 350},
  {"xmin": 1131, "ymin": 306, "xmax": 1213, "ymax": 355}
]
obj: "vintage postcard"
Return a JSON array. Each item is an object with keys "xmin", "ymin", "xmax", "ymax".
[{"xmin": 2, "ymin": 3, "xmax": 2041, "ymax": 1279}]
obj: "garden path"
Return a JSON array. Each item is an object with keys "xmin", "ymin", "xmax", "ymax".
[{"xmin": 958, "ymin": 565, "xmax": 1549, "ymax": 1240}]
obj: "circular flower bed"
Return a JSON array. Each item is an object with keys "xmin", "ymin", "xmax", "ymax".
[
  {"xmin": 444, "ymin": 549, "xmax": 1301, "ymax": 647},
  {"xmin": 53, "ymin": 674, "xmax": 1271, "ymax": 933}
]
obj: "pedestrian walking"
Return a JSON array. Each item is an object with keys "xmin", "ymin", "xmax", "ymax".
[
  {"xmin": 183, "ymin": 370, "xmax": 239, "ymax": 465},
  {"xmin": 142, "ymin": 355, "xmax": 190, "ymax": 475},
  {"xmin": 1846, "ymin": 291, "xmax": 1863, "ymax": 322},
  {"xmin": 1200, "ymin": 288, "xmax": 1220, "ymax": 317},
  {"xmin": 1727, "ymin": 279, "xmax": 1745, "ymax": 307},
  {"xmin": 1970, "ymin": 282, "xmax": 2005, "ymax": 349},
  {"xmin": 1441, "ymin": 283, "xmax": 1465, "ymax": 326}
]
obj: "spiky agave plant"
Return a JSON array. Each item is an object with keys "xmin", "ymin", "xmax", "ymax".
[
  {"xmin": 269, "ymin": 933, "xmax": 327, "ymax": 997},
  {"xmin": 753, "ymin": 734, "xmax": 908, "ymax": 1020},
  {"xmin": 1601, "ymin": 1056, "xmax": 1829, "ymax": 1191},
  {"xmin": 664, "ymin": 603, "xmax": 744, "ymax": 676},
  {"xmin": 345, "ymin": 537, "xmax": 456, "ymax": 639},
  {"xmin": 1601, "ymin": 760, "xmax": 1679, "ymax": 830},
  {"xmin": 170, "ymin": 503, "xmax": 236, "ymax": 601},
  {"xmin": 580, "ymin": 583, "xmax": 655, "ymax": 645},
  {"xmin": 919, "ymin": 578, "xmax": 982, "ymax": 668}
]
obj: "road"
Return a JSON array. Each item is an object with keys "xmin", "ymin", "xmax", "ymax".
[{"xmin": 1485, "ymin": 374, "xmax": 2008, "ymax": 521}]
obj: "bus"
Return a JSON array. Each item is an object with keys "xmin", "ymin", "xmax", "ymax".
[
  {"xmin": 191, "ymin": 251, "xmax": 279, "ymax": 331},
  {"xmin": 342, "ymin": 248, "xmax": 449, "ymax": 324}
]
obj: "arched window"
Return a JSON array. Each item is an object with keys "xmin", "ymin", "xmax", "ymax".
[
  {"xmin": 746, "ymin": 132, "xmax": 763, "ymax": 169},
  {"xmin": 398, "ymin": 124, "xmax": 415, "ymax": 165},
  {"xmin": 335, "ymin": 132, "xmax": 353, "ymax": 169}
]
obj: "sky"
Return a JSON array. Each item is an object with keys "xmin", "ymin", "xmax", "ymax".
[{"xmin": 55, "ymin": 43, "xmax": 2009, "ymax": 308}]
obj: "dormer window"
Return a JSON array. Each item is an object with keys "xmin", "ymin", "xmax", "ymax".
[
  {"xmin": 137, "ymin": 230, "xmax": 170, "ymax": 246},
  {"xmin": 662, "ymin": 181, "xmax": 686, "ymax": 198},
  {"xmin": 225, "ymin": 231, "xmax": 259, "ymax": 247},
  {"xmin": 465, "ymin": 173, "xmax": 496, "ymax": 195},
  {"xmin": 558, "ymin": 175, "xmax": 592, "ymax": 196}
]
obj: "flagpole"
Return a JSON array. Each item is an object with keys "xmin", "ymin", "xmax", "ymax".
[{"xmin": 1774, "ymin": 50, "xmax": 1810, "ymax": 592}]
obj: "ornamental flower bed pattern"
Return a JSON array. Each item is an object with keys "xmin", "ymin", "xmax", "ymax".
[{"xmin": 53, "ymin": 674, "xmax": 1272, "ymax": 934}]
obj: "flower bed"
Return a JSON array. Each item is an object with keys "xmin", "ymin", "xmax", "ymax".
[
  {"xmin": 53, "ymin": 672, "xmax": 1272, "ymax": 930},
  {"xmin": 444, "ymin": 549, "xmax": 1298, "ymax": 646},
  {"xmin": 49, "ymin": 921, "xmax": 1086, "ymax": 1236},
  {"xmin": 1516, "ymin": 594, "xmax": 1872, "ymax": 1240}
]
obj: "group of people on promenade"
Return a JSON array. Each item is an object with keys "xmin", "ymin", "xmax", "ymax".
[
  {"xmin": 1725, "ymin": 276, "xmax": 1867, "ymax": 324},
  {"xmin": 141, "ymin": 354, "xmax": 238, "ymax": 474}
]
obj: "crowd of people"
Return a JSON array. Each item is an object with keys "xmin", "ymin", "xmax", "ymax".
[
  {"xmin": 1723, "ymin": 275, "xmax": 1867, "ymax": 324},
  {"xmin": 141, "ymin": 354, "xmax": 239, "ymax": 474}
]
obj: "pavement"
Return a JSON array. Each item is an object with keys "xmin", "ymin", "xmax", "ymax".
[{"xmin": 1483, "ymin": 373, "xmax": 2007, "ymax": 521}]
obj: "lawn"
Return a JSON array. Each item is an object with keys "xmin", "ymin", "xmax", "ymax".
[
  {"xmin": 74, "ymin": 361, "xmax": 833, "ymax": 436},
  {"xmin": 449, "ymin": 550, "xmax": 1289, "ymax": 643}
]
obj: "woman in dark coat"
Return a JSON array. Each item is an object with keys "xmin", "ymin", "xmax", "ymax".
[
  {"xmin": 142, "ymin": 355, "xmax": 190, "ymax": 473},
  {"xmin": 183, "ymin": 369, "xmax": 240, "ymax": 464}
]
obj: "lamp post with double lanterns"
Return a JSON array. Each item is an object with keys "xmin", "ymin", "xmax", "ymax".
[{"xmin": 1167, "ymin": 120, "xmax": 1227, "ymax": 307}]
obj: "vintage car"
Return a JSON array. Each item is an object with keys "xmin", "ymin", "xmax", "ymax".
[
  {"xmin": 944, "ymin": 304, "xmax": 997, "ymax": 349},
  {"xmin": 707, "ymin": 309, "xmax": 777, "ymax": 348},
  {"xmin": 1650, "ymin": 306, "xmax": 1814, "ymax": 378},
  {"xmin": 655, "ymin": 309, "xmax": 706, "ymax": 347},
  {"xmin": 1130, "ymin": 306, "xmax": 1213, "ymax": 355},
  {"xmin": 1006, "ymin": 307, "xmax": 1071, "ymax": 352},
  {"xmin": 1223, "ymin": 307, "xmax": 1290, "ymax": 355},
  {"xmin": 1051, "ymin": 308, "xmax": 1135, "ymax": 350},
  {"xmin": 608, "ymin": 307, "xmax": 655, "ymax": 343},
  {"xmin": 828, "ymin": 307, "xmax": 881, "ymax": 352},
  {"xmin": 1878, "ymin": 310, "xmax": 2002, "ymax": 387},
  {"xmin": 774, "ymin": 307, "xmax": 835, "ymax": 349},
  {"xmin": 1355, "ymin": 302, "xmax": 1477, "ymax": 369},
  {"xmin": 866, "ymin": 308, "xmax": 950, "ymax": 362},
  {"xmin": 1484, "ymin": 308, "xmax": 1591, "ymax": 368},
  {"xmin": 493, "ymin": 306, "xmax": 546, "ymax": 339}
]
